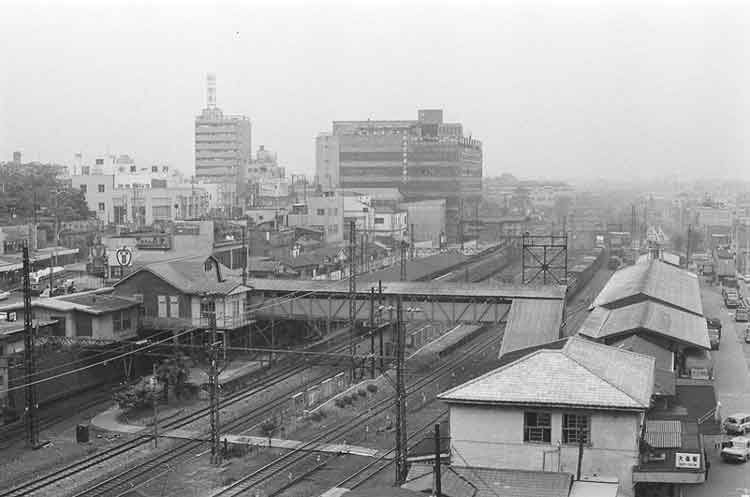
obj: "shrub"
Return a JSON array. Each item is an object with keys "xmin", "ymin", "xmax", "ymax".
[
  {"xmin": 310, "ymin": 411, "xmax": 323, "ymax": 422},
  {"xmin": 350, "ymin": 394, "xmax": 359, "ymax": 403},
  {"xmin": 260, "ymin": 418, "xmax": 278, "ymax": 438},
  {"xmin": 334, "ymin": 398, "xmax": 345, "ymax": 408},
  {"xmin": 357, "ymin": 388, "xmax": 367, "ymax": 397},
  {"xmin": 343, "ymin": 395, "xmax": 353, "ymax": 405},
  {"xmin": 366, "ymin": 384, "xmax": 378, "ymax": 393}
]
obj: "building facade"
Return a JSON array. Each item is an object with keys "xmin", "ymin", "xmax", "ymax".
[
  {"xmin": 194, "ymin": 73, "xmax": 251, "ymax": 211},
  {"xmin": 316, "ymin": 109, "xmax": 482, "ymax": 242},
  {"xmin": 286, "ymin": 190, "xmax": 344, "ymax": 243}
]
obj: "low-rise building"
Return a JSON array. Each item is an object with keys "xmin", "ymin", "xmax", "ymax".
[
  {"xmin": 112, "ymin": 255, "xmax": 251, "ymax": 345},
  {"xmin": 438, "ymin": 336, "xmax": 655, "ymax": 496}
]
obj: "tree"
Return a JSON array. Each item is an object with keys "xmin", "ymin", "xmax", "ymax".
[
  {"xmin": 156, "ymin": 355, "xmax": 191, "ymax": 401},
  {"xmin": 114, "ymin": 380, "xmax": 159, "ymax": 411}
]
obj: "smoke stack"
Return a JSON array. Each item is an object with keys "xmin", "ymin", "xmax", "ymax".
[{"xmin": 207, "ymin": 73, "xmax": 217, "ymax": 109}]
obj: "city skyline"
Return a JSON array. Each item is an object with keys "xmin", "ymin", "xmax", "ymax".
[{"xmin": 2, "ymin": 0, "xmax": 749, "ymax": 181}]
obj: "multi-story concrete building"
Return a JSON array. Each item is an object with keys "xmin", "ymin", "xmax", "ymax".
[
  {"xmin": 286, "ymin": 190, "xmax": 344, "ymax": 243},
  {"xmin": 194, "ymin": 73, "xmax": 251, "ymax": 212},
  {"xmin": 316, "ymin": 109, "xmax": 482, "ymax": 242}
]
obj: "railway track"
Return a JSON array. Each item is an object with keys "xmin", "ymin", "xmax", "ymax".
[
  {"xmin": 211, "ymin": 329, "xmax": 500, "ymax": 497},
  {"xmin": 0, "ymin": 328, "xmax": 380, "ymax": 497}
]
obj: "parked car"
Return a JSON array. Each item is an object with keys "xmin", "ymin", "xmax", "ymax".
[
  {"xmin": 737, "ymin": 307, "xmax": 750, "ymax": 322},
  {"xmin": 709, "ymin": 328, "xmax": 721, "ymax": 350},
  {"xmin": 725, "ymin": 413, "xmax": 750, "ymax": 435},
  {"xmin": 0, "ymin": 290, "xmax": 10, "ymax": 301},
  {"xmin": 744, "ymin": 327, "xmax": 750, "ymax": 343},
  {"xmin": 722, "ymin": 437, "xmax": 750, "ymax": 462}
]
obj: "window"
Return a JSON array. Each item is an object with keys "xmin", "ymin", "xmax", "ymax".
[
  {"xmin": 169, "ymin": 296, "xmax": 179, "ymax": 317},
  {"xmin": 113, "ymin": 312, "xmax": 122, "ymax": 331},
  {"xmin": 122, "ymin": 311, "xmax": 131, "ymax": 330},
  {"xmin": 80, "ymin": 184, "xmax": 87, "ymax": 193},
  {"xmin": 95, "ymin": 158, "xmax": 104, "ymax": 165},
  {"xmin": 81, "ymin": 166, "xmax": 91, "ymax": 176},
  {"xmin": 130, "ymin": 165, "xmax": 136, "ymax": 172},
  {"xmin": 523, "ymin": 411, "xmax": 551, "ymax": 443},
  {"xmin": 374, "ymin": 217, "xmax": 385, "ymax": 225},
  {"xmin": 316, "ymin": 209, "xmax": 325, "ymax": 216},
  {"xmin": 152, "ymin": 166, "xmax": 158, "ymax": 173},
  {"xmin": 97, "ymin": 184, "xmax": 105, "ymax": 193},
  {"xmin": 98, "ymin": 202, "xmax": 105, "ymax": 211},
  {"xmin": 158, "ymin": 295, "xmax": 167, "ymax": 317},
  {"xmin": 562, "ymin": 414, "xmax": 590, "ymax": 445},
  {"xmin": 133, "ymin": 294, "xmax": 144, "ymax": 303},
  {"xmin": 200, "ymin": 300, "xmax": 216, "ymax": 321}
]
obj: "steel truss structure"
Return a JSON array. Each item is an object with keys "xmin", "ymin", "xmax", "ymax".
[{"xmin": 521, "ymin": 233, "xmax": 568, "ymax": 285}]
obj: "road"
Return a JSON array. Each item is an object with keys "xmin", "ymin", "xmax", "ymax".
[{"xmin": 685, "ymin": 281, "xmax": 750, "ymax": 497}]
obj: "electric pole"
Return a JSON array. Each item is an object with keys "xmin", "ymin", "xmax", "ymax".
[
  {"xmin": 242, "ymin": 225, "xmax": 248, "ymax": 286},
  {"xmin": 208, "ymin": 298, "xmax": 222, "ymax": 465},
  {"xmin": 400, "ymin": 240, "xmax": 407, "ymax": 281},
  {"xmin": 434, "ymin": 423, "xmax": 442, "ymax": 497},
  {"xmin": 394, "ymin": 296, "xmax": 407, "ymax": 485},
  {"xmin": 348, "ymin": 221, "xmax": 357, "ymax": 382},
  {"xmin": 369, "ymin": 287, "xmax": 375, "ymax": 379},
  {"xmin": 152, "ymin": 362, "xmax": 159, "ymax": 448},
  {"xmin": 23, "ymin": 244, "xmax": 39, "ymax": 448}
]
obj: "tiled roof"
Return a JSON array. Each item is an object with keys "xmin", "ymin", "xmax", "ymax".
[
  {"xmin": 116, "ymin": 255, "xmax": 246, "ymax": 296},
  {"xmin": 592, "ymin": 259, "xmax": 703, "ymax": 316},
  {"xmin": 644, "ymin": 420, "xmax": 682, "ymax": 448},
  {"xmin": 499, "ymin": 299, "xmax": 564, "ymax": 357},
  {"xmin": 58, "ymin": 294, "xmax": 140, "ymax": 314},
  {"xmin": 578, "ymin": 301, "xmax": 710, "ymax": 349},
  {"xmin": 403, "ymin": 465, "xmax": 571, "ymax": 497},
  {"xmin": 439, "ymin": 336, "xmax": 654, "ymax": 410}
]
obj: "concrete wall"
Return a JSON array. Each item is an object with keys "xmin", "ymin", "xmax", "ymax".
[
  {"xmin": 71, "ymin": 174, "xmax": 116, "ymax": 222},
  {"xmin": 316, "ymin": 133, "xmax": 340, "ymax": 188},
  {"xmin": 449, "ymin": 404, "xmax": 640, "ymax": 496}
]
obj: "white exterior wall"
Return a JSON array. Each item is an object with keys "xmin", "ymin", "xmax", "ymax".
[
  {"xmin": 449, "ymin": 404, "xmax": 641, "ymax": 496},
  {"xmin": 315, "ymin": 133, "xmax": 340, "ymax": 188},
  {"xmin": 287, "ymin": 191, "xmax": 344, "ymax": 243},
  {"xmin": 372, "ymin": 210, "xmax": 408, "ymax": 239},
  {"xmin": 72, "ymin": 174, "xmax": 116, "ymax": 223}
]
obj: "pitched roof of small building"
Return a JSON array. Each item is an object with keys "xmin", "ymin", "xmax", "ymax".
[
  {"xmin": 439, "ymin": 336, "xmax": 655, "ymax": 410},
  {"xmin": 499, "ymin": 299, "xmax": 565, "ymax": 358},
  {"xmin": 0, "ymin": 292, "xmax": 138, "ymax": 316},
  {"xmin": 578, "ymin": 301, "xmax": 710, "ymax": 349},
  {"xmin": 403, "ymin": 465, "xmax": 572, "ymax": 497},
  {"xmin": 592, "ymin": 259, "xmax": 703, "ymax": 316},
  {"xmin": 610, "ymin": 334, "xmax": 674, "ymax": 371},
  {"xmin": 115, "ymin": 255, "xmax": 247, "ymax": 296}
]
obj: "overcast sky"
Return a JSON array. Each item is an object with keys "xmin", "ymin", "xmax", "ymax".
[{"xmin": 1, "ymin": 0, "xmax": 748, "ymax": 181}]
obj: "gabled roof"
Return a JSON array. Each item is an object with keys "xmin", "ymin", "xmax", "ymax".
[
  {"xmin": 0, "ymin": 293, "xmax": 138, "ymax": 316},
  {"xmin": 115, "ymin": 255, "xmax": 247, "ymax": 296},
  {"xmin": 579, "ymin": 301, "xmax": 710, "ymax": 349},
  {"xmin": 499, "ymin": 299, "xmax": 565, "ymax": 357},
  {"xmin": 403, "ymin": 465, "xmax": 571, "ymax": 497},
  {"xmin": 439, "ymin": 336, "xmax": 654, "ymax": 410},
  {"xmin": 610, "ymin": 334, "xmax": 674, "ymax": 371},
  {"xmin": 592, "ymin": 259, "xmax": 703, "ymax": 316}
]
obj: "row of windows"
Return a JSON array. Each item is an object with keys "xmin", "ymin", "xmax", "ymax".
[
  {"xmin": 113, "ymin": 311, "xmax": 132, "ymax": 332},
  {"xmin": 523, "ymin": 411, "xmax": 590, "ymax": 445},
  {"xmin": 157, "ymin": 295, "xmax": 180, "ymax": 318},
  {"xmin": 315, "ymin": 208, "xmax": 339, "ymax": 216}
]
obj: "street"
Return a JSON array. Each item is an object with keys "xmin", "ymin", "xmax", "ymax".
[{"xmin": 685, "ymin": 281, "xmax": 750, "ymax": 497}]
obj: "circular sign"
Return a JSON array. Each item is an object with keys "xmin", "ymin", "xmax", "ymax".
[{"xmin": 115, "ymin": 247, "xmax": 133, "ymax": 267}]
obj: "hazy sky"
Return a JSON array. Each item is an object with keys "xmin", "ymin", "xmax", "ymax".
[{"xmin": 1, "ymin": 0, "xmax": 748, "ymax": 180}]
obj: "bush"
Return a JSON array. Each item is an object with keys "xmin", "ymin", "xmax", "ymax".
[
  {"xmin": 309, "ymin": 411, "xmax": 323, "ymax": 422},
  {"xmin": 334, "ymin": 398, "xmax": 345, "ymax": 408},
  {"xmin": 366, "ymin": 384, "xmax": 378, "ymax": 393},
  {"xmin": 357, "ymin": 388, "xmax": 367, "ymax": 397},
  {"xmin": 343, "ymin": 395, "xmax": 353, "ymax": 405},
  {"xmin": 350, "ymin": 394, "xmax": 359, "ymax": 403},
  {"xmin": 260, "ymin": 418, "xmax": 278, "ymax": 438}
]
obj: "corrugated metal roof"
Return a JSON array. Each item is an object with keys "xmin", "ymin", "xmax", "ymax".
[
  {"xmin": 440, "ymin": 336, "xmax": 655, "ymax": 410},
  {"xmin": 592, "ymin": 259, "xmax": 703, "ymax": 316},
  {"xmin": 579, "ymin": 301, "xmax": 710, "ymax": 349},
  {"xmin": 499, "ymin": 299, "xmax": 564, "ymax": 357},
  {"xmin": 644, "ymin": 420, "xmax": 682, "ymax": 448},
  {"xmin": 362, "ymin": 252, "xmax": 469, "ymax": 283}
]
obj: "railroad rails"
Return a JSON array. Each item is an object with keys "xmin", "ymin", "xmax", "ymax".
[
  {"xmin": 211, "ymin": 328, "xmax": 500, "ymax": 497},
  {"xmin": 0, "ymin": 326, "xmax": 383, "ymax": 497}
]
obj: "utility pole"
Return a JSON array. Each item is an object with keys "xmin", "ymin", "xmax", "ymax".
[
  {"xmin": 410, "ymin": 224, "xmax": 415, "ymax": 260},
  {"xmin": 208, "ymin": 298, "xmax": 222, "ymax": 465},
  {"xmin": 22, "ymin": 244, "xmax": 39, "ymax": 448},
  {"xmin": 152, "ymin": 363, "xmax": 159, "ymax": 448},
  {"xmin": 434, "ymin": 423, "xmax": 442, "ymax": 497},
  {"xmin": 576, "ymin": 426, "xmax": 585, "ymax": 481},
  {"xmin": 348, "ymin": 221, "xmax": 357, "ymax": 382},
  {"xmin": 686, "ymin": 224, "xmax": 692, "ymax": 268},
  {"xmin": 242, "ymin": 225, "xmax": 248, "ymax": 286},
  {"xmin": 394, "ymin": 296, "xmax": 407, "ymax": 485},
  {"xmin": 378, "ymin": 281, "xmax": 384, "ymax": 373},
  {"xmin": 400, "ymin": 240, "xmax": 407, "ymax": 281},
  {"xmin": 459, "ymin": 199, "xmax": 464, "ymax": 252},
  {"xmin": 369, "ymin": 287, "xmax": 375, "ymax": 379}
]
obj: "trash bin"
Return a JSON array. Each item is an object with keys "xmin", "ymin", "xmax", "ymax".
[{"xmin": 76, "ymin": 424, "xmax": 90, "ymax": 443}]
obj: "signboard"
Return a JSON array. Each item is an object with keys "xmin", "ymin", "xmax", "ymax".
[
  {"xmin": 135, "ymin": 235, "xmax": 172, "ymax": 250},
  {"xmin": 675, "ymin": 452, "xmax": 701, "ymax": 469},
  {"xmin": 115, "ymin": 247, "xmax": 133, "ymax": 267},
  {"xmin": 6, "ymin": 311, "xmax": 16, "ymax": 322},
  {"xmin": 690, "ymin": 368, "xmax": 710, "ymax": 380},
  {"xmin": 174, "ymin": 223, "xmax": 201, "ymax": 236}
]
